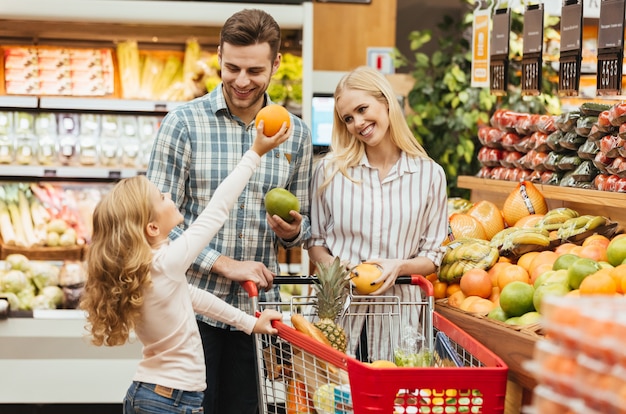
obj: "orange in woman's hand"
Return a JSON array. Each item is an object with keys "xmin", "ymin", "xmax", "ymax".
[{"xmin": 256, "ymin": 104, "xmax": 291, "ymax": 136}]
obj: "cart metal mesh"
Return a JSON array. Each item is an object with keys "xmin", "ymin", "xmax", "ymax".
[{"xmin": 248, "ymin": 276, "xmax": 507, "ymax": 414}]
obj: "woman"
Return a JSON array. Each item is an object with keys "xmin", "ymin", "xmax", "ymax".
[{"xmin": 305, "ymin": 65, "xmax": 448, "ymax": 362}]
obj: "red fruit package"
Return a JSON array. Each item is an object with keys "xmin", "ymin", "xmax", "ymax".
[
  {"xmin": 532, "ymin": 131, "xmax": 551, "ymax": 152},
  {"xmin": 597, "ymin": 110, "xmax": 614, "ymax": 132},
  {"xmin": 599, "ymin": 135, "xmax": 624, "ymax": 158},
  {"xmin": 501, "ymin": 132, "xmax": 522, "ymax": 151},
  {"xmin": 614, "ymin": 177, "xmax": 626, "ymax": 192},
  {"xmin": 594, "ymin": 173, "xmax": 609, "ymax": 191},
  {"xmin": 535, "ymin": 114, "xmax": 557, "ymax": 134},
  {"xmin": 608, "ymin": 103, "xmax": 626, "ymax": 127},
  {"xmin": 476, "ymin": 166, "xmax": 493, "ymax": 179},
  {"xmin": 501, "ymin": 150, "xmax": 523, "ymax": 169},
  {"xmin": 593, "ymin": 151, "xmax": 612, "ymax": 174}
]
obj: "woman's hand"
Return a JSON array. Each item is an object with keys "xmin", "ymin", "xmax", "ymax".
[{"xmin": 363, "ymin": 258, "xmax": 404, "ymax": 295}]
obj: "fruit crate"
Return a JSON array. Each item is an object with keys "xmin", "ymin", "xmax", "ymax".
[
  {"xmin": 0, "ymin": 241, "xmax": 84, "ymax": 261},
  {"xmin": 243, "ymin": 277, "xmax": 508, "ymax": 414}
]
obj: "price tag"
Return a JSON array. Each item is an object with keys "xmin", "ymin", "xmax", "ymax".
[
  {"xmin": 108, "ymin": 170, "xmax": 122, "ymax": 179},
  {"xmin": 596, "ymin": 0, "xmax": 625, "ymax": 96},
  {"xmin": 490, "ymin": 7, "xmax": 511, "ymax": 96},
  {"xmin": 471, "ymin": 2, "xmax": 491, "ymax": 88},
  {"xmin": 521, "ymin": 4, "xmax": 544, "ymax": 96},
  {"xmin": 558, "ymin": 0, "xmax": 584, "ymax": 96}
]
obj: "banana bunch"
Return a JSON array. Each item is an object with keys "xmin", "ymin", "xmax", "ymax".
[
  {"xmin": 556, "ymin": 215, "xmax": 607, "ymax": 240},
  {"xmin": 447, "ymin": 197, "xmax": 473, "ymax": 217},
  {"xmin": 536, "ymin": 208, "xmax": 580, "ymax": 231},
  {"xmin": 438, "ymin": 238, "xmax": 499, "ymax": 283},
  {"xmin": 498, "ymin": 227, "xmax": 552, "ymax": 252}
]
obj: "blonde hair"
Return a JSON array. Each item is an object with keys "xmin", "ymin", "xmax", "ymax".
[
  {"xmin": 319, "ymin": 66, "xmax": 430, "ymax": 192},
  {"xmin": 80, "ymin": 175, "xmax": 154, "ymax": 346}
]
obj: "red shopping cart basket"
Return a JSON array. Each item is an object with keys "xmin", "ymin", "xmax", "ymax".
[{"xmin": 245, "ymin": 276, "xmax": 508, "ymax": 414}]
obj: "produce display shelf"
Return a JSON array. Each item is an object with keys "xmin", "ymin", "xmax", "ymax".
[
  {"xmin": 457, "ymin": 176, "xmax": 626, "ymax": 209},
  {"xmin": 39, "ymin": 97, "xmax": 183, "ymax": 113},
  {"xmin": 0, "ymin": 96, "xmax": 38, "ymax": 109},
  {"xmin": 434, "ymin": 302, "xmax": 539, "ymax": 391},
  {"xmin": 0, "ymin": 165, "xmax": 144, "ymax": 180}
]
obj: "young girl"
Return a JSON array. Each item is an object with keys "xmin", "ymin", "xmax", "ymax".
[{"xmin": 80, "ymin": 122, "xmax": 290, "ymax": 413}]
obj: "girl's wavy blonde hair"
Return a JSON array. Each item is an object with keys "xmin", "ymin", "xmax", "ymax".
[
  {"xmin": 81, "ymin": 175, "xmax": 154, "ymax": 346},
  {"xmin": 318, "ymin": 65, "xmax": 431, "ymax": 192}
]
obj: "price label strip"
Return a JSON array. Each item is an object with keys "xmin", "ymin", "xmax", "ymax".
[
  {"xmin": 558, "ymin": 0, "xmax": 584, "ymax": 96},
  {"xmin": 596, "ymin": 0, "xmax": 625, "ymax": 96},
  {"xmin": 490, "ymin": 7, "xmax": 511, "ymax": 96},
  {"xmin": 521, "ymin": 3, "xmax": 544, "ymax": 96}
]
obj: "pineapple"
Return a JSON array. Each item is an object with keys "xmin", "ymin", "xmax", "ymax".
[{"xmin": 312, "ymin": 257, "xmax": 350, "ymax": 353}]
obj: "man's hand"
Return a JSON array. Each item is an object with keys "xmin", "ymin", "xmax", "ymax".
[
  {"xmin": 213, "ymin": 256, "xmax": 275, "ymax": 290},
  {"xmin": 267, "ymin": 211, "xmax": 301, "ymax": 241}
]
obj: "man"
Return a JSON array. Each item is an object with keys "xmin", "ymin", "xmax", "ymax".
[{"xmin": 146, "ymin": 8, "xmax": 312, "ymax": 414}]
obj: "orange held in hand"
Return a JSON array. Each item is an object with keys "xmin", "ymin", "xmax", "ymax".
[{"xmin": 255, "ymin": 104, "xmax": 291, "ymax": 136}]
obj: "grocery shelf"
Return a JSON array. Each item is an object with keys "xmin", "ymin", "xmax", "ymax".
[
  {"xmin": 0, "ymin": 0, "xmax": 305, "ymax": 29},
  {"xmin": 0, "ymin": 165, "xmax": 145, "ymax": 180},
  {"xmin": 39, "ymin": 97, "xmax": 183, "ymax": 113},
  {"xmin": 457, "ymin": 175, "xmax": 626, "ymax": 209},
  {"xmin": 0, "ymin": 96, "xmax": 38, "ymax": 109}
]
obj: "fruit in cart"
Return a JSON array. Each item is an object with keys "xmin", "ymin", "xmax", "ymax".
[
  {"xmin": 312, "ymin": 383, "xmax": 337, "ymax": 414},
  {"xmin": 312, "ymin": 257, "xmax": 350, "ymax": 353},
  {"xmin": 567, "ymin": 257, "xmax": 601, "ymax": 290},
  {"xmin": 255, "ymin": 104, "xmax": 291, "ymax": 136},
  {"xmin": 264, "ymin": 188, "xmax": 299, "ymax": 223},
  {"xmin": 499, "ymin": 281, "xmax": 535, "ymax": 318},
  {"xmin": 291, "ymin": 314, "xmax": 332, "ymax": 348},
  {"xmin": 393, "ymin": 348, "xmax": 433, "ymax": 367},
  {"xmin": 285, "ymin": 379, "xmax": 310, "ymax": 414},
  {"xmin": 369, "ymin": 359, "xmax": 397, "ymax": 367},
  {"xmin": 350, "ymin": 262, "xmax": 383, "ymax": 295}
]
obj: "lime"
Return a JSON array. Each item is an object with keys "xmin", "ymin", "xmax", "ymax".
[
  {"xmin": 499, "ymin": 281, "xmax": 535, "ymax": 317},
  {"xmin": 264, "ymin": 188, "xmax": 299, "ymax": 223},
  {"xmin": 552, "ymin": 253, "xmax": 579, "ymax": 271},
  {"xmin": 487, "ymin": 306, "xmax": 508, "ymax": 322},
  {"xmin": 567, "ymin": 257, "xmax": 601, "ymax": 290},
  {"xmin": 607, "ymin": 237, "xmax": 626, "ymax": 267},
  {"xmin": 518, "ymin": 311, "xmax": 542, "ymax": 325}
]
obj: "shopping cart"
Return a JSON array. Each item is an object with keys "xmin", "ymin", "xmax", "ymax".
[{"xmin": 242, "ymin": 274, "xmax": 508, "ymax": 414}]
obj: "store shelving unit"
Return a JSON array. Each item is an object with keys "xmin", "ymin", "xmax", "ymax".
[
  {"xmin": 0, "ymin": 0, "xmax": 313, "ymax": 404},
  {"xmin": 458, "ymin": 175, "xmax": 626, "ymax": 227}
]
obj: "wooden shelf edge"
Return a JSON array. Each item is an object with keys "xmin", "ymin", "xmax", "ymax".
[{"xmin": 457, "ymin": 176, "xmax": 626, "ymax": 209}]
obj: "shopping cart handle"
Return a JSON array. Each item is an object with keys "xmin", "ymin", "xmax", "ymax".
[
  {"xmin": 239, "ymin": 280, "xmax": 258, "ymax": 298},
  {"xmin": 396, "ymin": 274, "xmax": 434, "ymax": 297}
]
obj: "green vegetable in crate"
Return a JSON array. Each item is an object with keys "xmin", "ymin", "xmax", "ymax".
[
  {"xmin": 312, "ymin": 257, "xmax": 350, "ymax": 353},
  {"xmin": 438, "ymin": 239, "xmax": 498, "ymax": 283}
]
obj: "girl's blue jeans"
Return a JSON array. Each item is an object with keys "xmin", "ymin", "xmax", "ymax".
[{"xmin": 123, "ymin": 381, "xmax": 204, "ymax": 414}]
